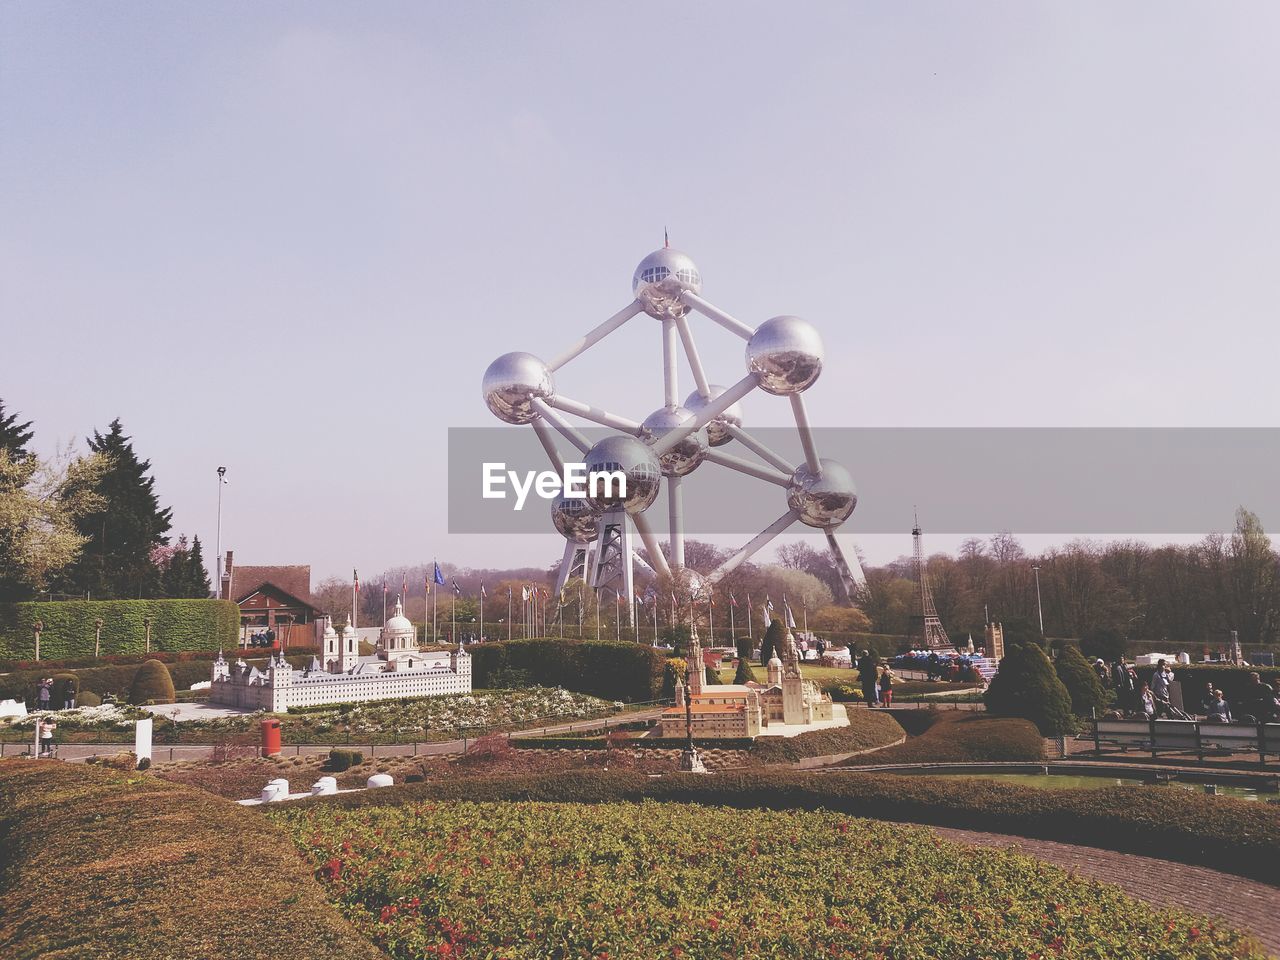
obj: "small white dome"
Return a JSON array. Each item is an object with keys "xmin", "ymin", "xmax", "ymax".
[{"xmin": 384, "ymin": 598, "xmax": 414, "ymax": 635}]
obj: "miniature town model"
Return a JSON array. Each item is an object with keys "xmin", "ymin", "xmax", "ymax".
[
  {"xmin": 659, "ymin": 625, "xmax": 835, "ymax": 739},
  {"xmin": 209, "ymin": 599, "xmax": 471, "ymax": 712}
]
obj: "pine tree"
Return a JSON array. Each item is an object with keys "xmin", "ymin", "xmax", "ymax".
[
  {"xmin": 58, "ymin": 419, "xmax": 172, "ymax": 599},
  {"xmin": 0, "ymin": 400, "xmax": 34, "ymax": 461},
  {"xmin": 759, "ymin": 619, "xmax": 785, "ymax": 665},
  {"xmin": 185, "ymin": 535, "xmax": 212, "ymax": 598}
]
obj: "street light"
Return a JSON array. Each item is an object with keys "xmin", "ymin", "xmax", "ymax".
[
  {"xmin": 1032, "ymin": 565, "xmax": 1045, "ymax": 638},
  {"xmin": 215, "ymin": 466, "xmax": 227, "ymax": 599}
]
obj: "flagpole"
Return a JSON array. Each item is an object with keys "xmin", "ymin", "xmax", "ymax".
[
  {"xmin": 507, "ymin": 588, "xmax": 512, "ymax": 641},
  {"xmin": 747, "ymin": 591, "xmax": 753, "ymax": 641},
  {"xmin": 633, "ymin": 596, "xmax": 639, "ymax": 643},
  {"xmin": 652, "ymin": 599, "xmax": 658, "ymax": 645},
  {"xmin": 614, "ymin": 591, "xmax": 620, "ymax": 641},
  {"xmin": 729, "ymin": 599, "xmax": 735, "ymax": 644},
  {"xmin": 578, "ymin": 585, "xmax": 583, "ymax": 640},
  {"xmin": 480, "ymin": 586, "xmax": 484, "ymax": 642},
  {"xmin": 382, "ymin": 583, "xmax": 387, "ymax": 625},
  {"xmin": 595, "ymin": 590, "xmax": 601, "ymax": 641},
  {"xmin": 709, "ymin": 594, "xmax": 714, "ymax": 644}
]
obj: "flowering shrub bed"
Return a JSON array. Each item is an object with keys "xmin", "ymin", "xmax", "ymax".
[
  {"xmin": 272, "ymin": 799, "xmax": 1262, "ymax": 959},
  {"xmin": 0, "ymin": 688, "xmax": 621, "ymax": 744},
  {"xmin": 4, "ymin": 702, "xmax": 145, "ymax": 732}
]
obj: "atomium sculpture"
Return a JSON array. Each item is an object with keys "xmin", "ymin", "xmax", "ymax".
[{"xmin": 481, "ymin": 244, "xmax": 866, "ymax": 625}]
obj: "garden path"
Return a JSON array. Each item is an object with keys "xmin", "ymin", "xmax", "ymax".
[{"xmin": 932, "ymin": 826, "xmax": 1280, "ymax": 957}]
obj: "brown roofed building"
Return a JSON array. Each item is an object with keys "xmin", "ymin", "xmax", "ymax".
[{"xmin": 219, "ymin": 551, "xmax": 326, "ymax": 648}]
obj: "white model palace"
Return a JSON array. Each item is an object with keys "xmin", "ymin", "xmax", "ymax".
[
  {"xmin": 660, "ymin": 624, "xmax": 834, "ymax": 739},
  {"xmin": 209, "ymin": 599, "xmax": 471, "ymax": 712}
]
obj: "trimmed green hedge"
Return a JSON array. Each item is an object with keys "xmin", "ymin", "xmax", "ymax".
[
  {"xmin": 301, "ymin": 768, "xmax": 1280, "ymax": 884},
  {"xmin": 469, "ymin": 638, "xmax": 667, "ymax": 703},
  {"xmin": 838, "ymin": 711, "xmax": 1046, "ymax": 765},
  {"xmin": 0, "ymin": 654, "xmax": 313, "ymax": 706},
  {"xmin": 0, "ymin": 760, "xmax": 385, "ymax": 960},
  {"xmin": 514, "ymin": 735, "xmax": 757, "ymax": 751},
  {"xmin": 1134, "ymin": 663, "xmax": 1280, "ymax": 708},
  {"xmin": 0, "ymin": 599, "xmax": 240, "ymax": 661}
]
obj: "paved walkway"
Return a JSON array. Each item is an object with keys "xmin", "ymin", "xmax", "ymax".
[
  {"xmin": 931, "ymin": 826, "xmax": 1280, "ymax": 957},
  {"xmin": 5, "ymin": 708, "xmax": 669, "ymax": 764}
]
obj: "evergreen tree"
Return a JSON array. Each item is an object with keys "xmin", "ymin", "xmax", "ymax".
[
  {"xmin": 759, "ymin": 619, "xmax": 785, "ymax": 665},
  {"xmin": 58, "ymin": 419, "xmax": 172, "ymax": 599},
  {"xmin": 733, "ymin": 656, "xmax": 756, "ymax": 685},
  {"xmin": 1053, "ymin": 642, "xmax": 1109, "ymax": 716},
  {"xmin": 0, "ymin": 400, "xmax": 34, "ymax": 461},
  {"xmin": 983, "ymin": 643, "xmax": 1075, "ymax": 735},
  {"xmin": 185, "ymin": 535, "xmax": 212, "ymax": 598}
]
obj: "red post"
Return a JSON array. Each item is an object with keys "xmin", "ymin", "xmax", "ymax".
[{"xmin": 260, "ymin": 718, "xmax": 282, "ymax": 757}]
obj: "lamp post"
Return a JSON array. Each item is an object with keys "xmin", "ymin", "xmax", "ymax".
[
  {"xmin": 214, "ymin": 466, "xmax": 227, "ymax": 599},
  {"xmin": 94, "ymin": 618, "xmax": 103, "ymax": 658},
  {"xmin": 33, "ymin": 619, "xmax": 43, "ymax": 661},
  {"xmin": 144, "ymin": 615, "xmax": 153, "ymax": 654},
  {"xmin": 1032, "ymin": 565, "xmax": 1045, "ymax": 638}
]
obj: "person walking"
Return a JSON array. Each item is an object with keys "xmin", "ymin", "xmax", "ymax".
[
  {"xmin": 857, "ymin": 651, "xmax": 880, "ymax": 707},
  {"xmin": 878, "ymin": 665, "xmax": 895, "ymax": 708},
  {"xmin": 37, "ymin": 679, "xmax": 51, "ymax": 713},
  {"xmin": 1151, "ymin": 660, "xmax": 1174, "ymax": 717},
  {"xmin": 38, "ymin": 718, "xmax": 56, "ymax": 757}
]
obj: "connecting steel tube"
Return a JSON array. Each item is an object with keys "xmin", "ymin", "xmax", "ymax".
[
  {"xmin": 548, "ymin": 300, "xmax": 644, "ymax": 371},
  {"xmin": 680, "ymin": 291, "xmax": 756, "ymax": 340}
]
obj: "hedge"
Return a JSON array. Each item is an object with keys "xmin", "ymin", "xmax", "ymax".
[
  {"xmin": 300, "ymin": 768, "xmax": 1280, "ymax": 884},
  {"xmin": 1133, "ymin": 663, "xmax": 1280, "ymax": 709},
  {"xmin": 469, "ymin": 638, "xmax": 667, "ymax": 703},
  {"xmin": 838, "ymin": 711, "xmax": 1046, "ymax": 765},
  {"xmin": 0, "ymin": 599, "xmax": 240, "ymax": 661},
  {"xmin": 0, "ymin": 760, "xmax": 385, "ymax": 960},
  {"xmin": 0, "ymin": 654, "xmax": 314, "ymax": 706},
  {"xmin": 0, "ymin": 646, "xmax": 319, "ymax": 672},
  {"xmin": 129, "ymin": 660, "xmax": 176, "ymax": 705}
]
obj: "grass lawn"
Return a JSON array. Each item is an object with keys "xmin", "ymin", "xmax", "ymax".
[{"xmin": 272, "ymin": 798, "xmax": 1263, "ymax": 959}]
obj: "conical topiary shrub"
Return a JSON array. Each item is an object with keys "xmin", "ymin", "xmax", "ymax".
[
  {"xmin": 759, "ymin": 619, "xmax": 785, "ymax": 666},
  {"xmin": 129, "ymin": 658, "xmax": 176, "ymax": 705},
  {"xmin": 1054, "ymin": 642, "xmax": 1109, "ymax": 717},
  {"xmin": 983, "ymin": 642, "xmax": 1074, "ymax": 735}
]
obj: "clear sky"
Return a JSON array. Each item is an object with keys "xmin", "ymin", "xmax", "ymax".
[{"xmin": 3, "ymin": 2, "xmax": 1277, "ymax": 581}]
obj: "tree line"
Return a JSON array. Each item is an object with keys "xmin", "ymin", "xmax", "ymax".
[{"xmin": 0, "ymin": 400, "xmax": 210, "ymax": 603}]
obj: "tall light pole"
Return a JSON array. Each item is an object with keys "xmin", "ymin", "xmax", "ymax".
[
  {"xmin": 1032, "ymin": 564, "xmax": 1044, "ymax": 638},
  {"xmin": 214, "ymin": 466, "xmax": 227, "ymax": 598}
]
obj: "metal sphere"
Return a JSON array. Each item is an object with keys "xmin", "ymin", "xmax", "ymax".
[
  {"xmin": 745, "ymin": 316, "xmax": 824, "ymax": 395},
  {"xmin": 639, "ymin": 405, "xmax": 708, "ymax": 477},
  {"xmin": 481, "ymin": 352, "xmax": 554, "ymax": 425},
  {"xmin": 582, "ymin": 435, "xmax": 662, "ymax": 515},
  {"xmin": 632, "ymin": 248, "xmax": 702, "ymax": 319},
  {"xmin": 786, "ymin": 458, "xmax": 857, "ymax": 528},
  {"xmin": 550, "ymin": 494, "xmax": 599, "ymax": 544},
  {"xmin": 683, "ymin": 386, "xmax": 743, "ymax": 447}
]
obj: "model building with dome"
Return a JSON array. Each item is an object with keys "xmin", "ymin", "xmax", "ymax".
[
  {"xmin": 659, "ymin": 625, "xmax": 835, "ymax": 739},
  {"xmin": 209, "ymin": 598, "xmax": 471, "ymax": 712}
]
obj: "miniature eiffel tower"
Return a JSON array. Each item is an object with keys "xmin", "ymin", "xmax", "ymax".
[{"xmin": 907, "ymin": 511, "xmax": 952, "ymax": 650}]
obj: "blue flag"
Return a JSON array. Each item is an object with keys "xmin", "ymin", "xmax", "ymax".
[{"xmin": 433, "ymin": 562, "xmax": 446, "ymax": 586}]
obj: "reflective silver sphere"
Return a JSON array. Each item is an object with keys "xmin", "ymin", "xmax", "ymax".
[
  {"xmin": 632, "ymin": 248, "xmax": 702, "ymax": 319},
  {"xmin": 786, "ymin": 458, "xmax": 857, "ymax": 528},
  {"xmin": 583, "ymin": 435, "xmax": 662, "ymax": 515},
  {"xmin": 683, "ymin": 386, "xmax": 743, "ymax": 447},
  {"xmin": 481, "ymin": 352, "xmax": 554, "ymax": 424},
  {"xmin": 639, "ymin": 405, "xmax": 708, "ymax": 477},
  {"xmin": 550, "ymin": 493, "xmax": 599, "ymax": 544},
  {"xmin": 745, "ymin": 316, "xmax": 824, "ymax": 395}
]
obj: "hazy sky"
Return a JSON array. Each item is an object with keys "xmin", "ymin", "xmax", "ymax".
[{"xmin": 4, "ymin": 3, "xmax": 1278, "ymax": 582}]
